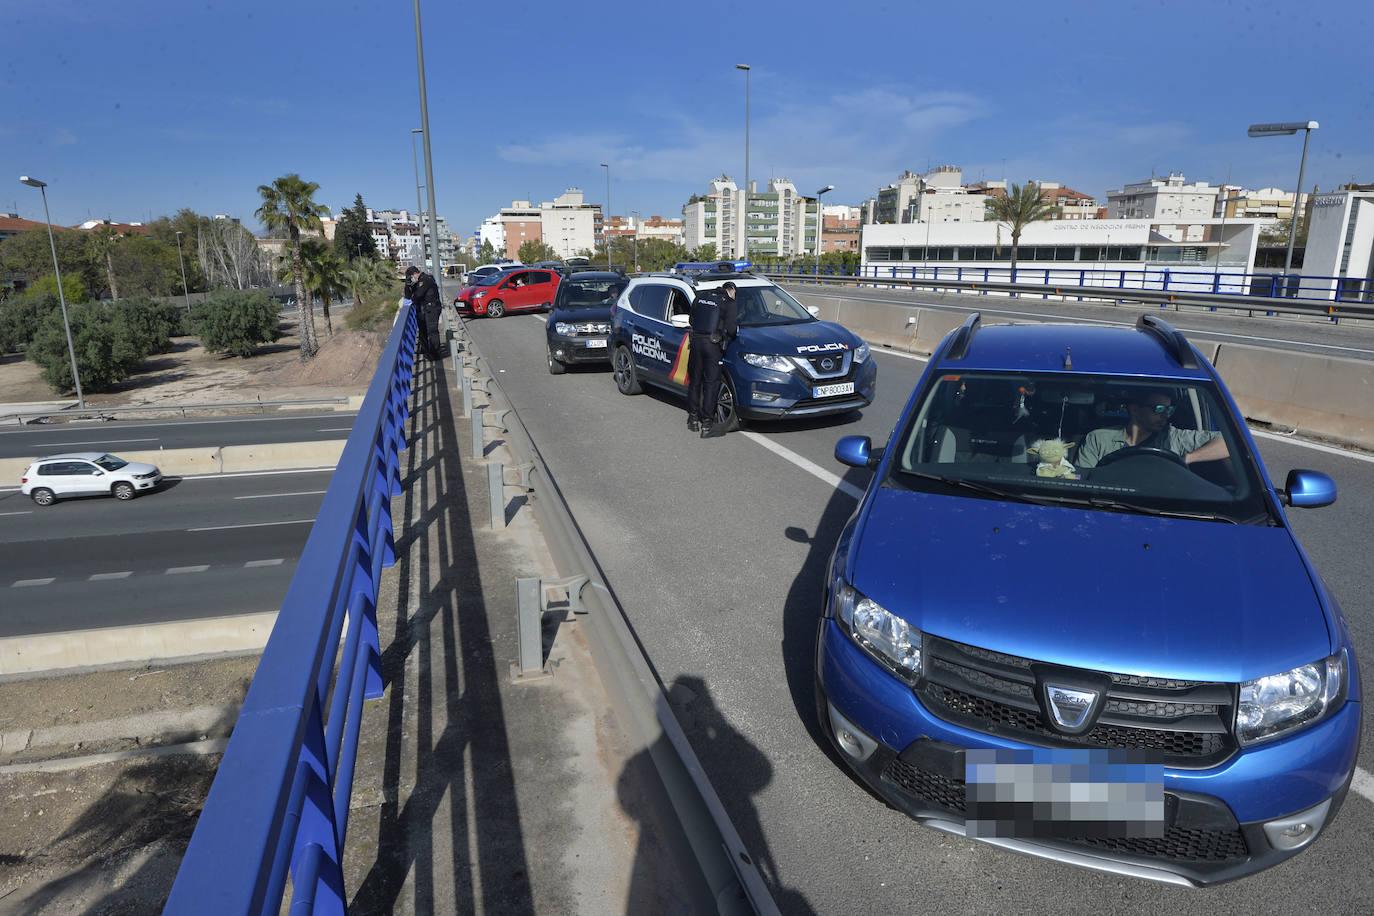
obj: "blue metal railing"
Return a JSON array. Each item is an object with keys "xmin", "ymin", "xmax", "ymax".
[
  {"xmin": 763, "ymin": 263, "xmax": 1371, "ymax": 304},
  {"xmin": 165, "ymin": 305, "xmax": 417, "ymax": 914}
]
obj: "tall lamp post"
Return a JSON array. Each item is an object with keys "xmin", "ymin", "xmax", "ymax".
[
  {"xmin": 19, "ymin": 176, "xmax": 84, "ymax": 410},
  {"xmin": 630, "ymin": 209, "xmax": 640, "ymax": 272},
  {"xmin": 814, "ymin": 184, "xmax": 833, "ymax": 278},
  {"xmin": 601, "ymin": 162, "xmax": 611, "ymax": 267},
  {"xmin": 736, "ymin": 64, "xmax": 750, "ymax": 263},
  {"xmin": 1247, "ymin": 120, "xmax": 1319, "ymax": 288},
  {"xmin": 175, "ymin": 230, "xmax": 191, "ymax": 315},
  {"xmin": 412, "ymin": 0, "xmax": 443, "ymax": 281},
  {"xmin": 411, "ymin": 128, "xmax": 427, "ymax": 268}
]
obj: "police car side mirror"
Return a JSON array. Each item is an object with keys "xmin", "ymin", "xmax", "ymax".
[{"xmin": 670, "ymin": 314, "xmax": 691, "ymax": 329}]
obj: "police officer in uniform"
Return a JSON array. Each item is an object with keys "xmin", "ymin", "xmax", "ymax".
[
  {"xmin": 404, "ymin": 265, "xmax": 444, "ymax": 361},
  {"xmin": 686, "ymin": 280, "xmax": 738, "ymax": 438}
]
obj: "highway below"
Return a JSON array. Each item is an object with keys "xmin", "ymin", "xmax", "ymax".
[
  {"xmin": 466, "ymin": 309, "xmax": 1374, "ymax": 913},
  {"xmin": 0, "ymin": 470, "xmax": 330, "ymax": 636},
  {"xmin": 0, "ymin": 412, "xmax": 358, "ymax": 460}
]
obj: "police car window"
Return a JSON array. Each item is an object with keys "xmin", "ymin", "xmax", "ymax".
[
  {"xmin": 628, "ymin": 285, "xmax": 671, "ymax": 321},
  {"xmin": 668, "ymin": 289, "xmax": 691, "ymax": 317},
  {"xmin": 736, "ymin": 286, "xmax": 813, "ymax": 326}
]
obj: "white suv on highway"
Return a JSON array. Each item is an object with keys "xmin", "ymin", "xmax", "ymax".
[{"xmin": 20, "ymin": 452, "xmax": 163, "ymax": 506}]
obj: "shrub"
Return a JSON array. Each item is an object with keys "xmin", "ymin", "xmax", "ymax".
[
  {"xmin": 27, "ymin": 302, "xmax": 145, "ymax": 393},
  {"xmin": 0, "ymin": 289, "xmax": 61, "ymax": 354},
  {"xmin": 112, "ymin": 296, "xmax": 181, "ymax": 356},
  {"xmin": 194, "ymin": 289, "xmax": 281, "ymax": 357}
]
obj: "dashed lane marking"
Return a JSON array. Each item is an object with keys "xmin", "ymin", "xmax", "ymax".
[
  {"xmin": 89, "ymin": 571, "xmax": 133, "ymax": 581},
  {"xmin": 739, "ymin": 433, "xmax": 865, "ymax": 501},
  {"xmin": 187, "ymin": 519, "xmax": 315, "ymax": 531},
  {"xmin": 234, "ymin": 490, "xmax": 328, "ymax": 500},
  {"xmin": 244, "ymin": 558, "xmax": 285, "ymax": 567},
  {"xmin": 13, "ymin": 578, "xmax": 54, "ymax": 587},
  {"xmin": 166, "ymin": 565, "xmax": 210, "ymax": 574},
  {"xmin": 0, "ymin": 511, "xmax": 33, "ymax": 517}
]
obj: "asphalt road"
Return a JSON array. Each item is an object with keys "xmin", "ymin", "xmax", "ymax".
[
  {"xmin": 465, "ymin": 310, "xmax": 1374, "ymax": 914},
  {"xmin": 0, "ymin": 470, "xmax": 331, "ymax": 635},
  {"xmin": 0, "ymin": 413, "xmax": 359, "ymax": 460},
  {"xmin": 780, "ymin": 282, "xmax": 1374, "ymax": 361}
]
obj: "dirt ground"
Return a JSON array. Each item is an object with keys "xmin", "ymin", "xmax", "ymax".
[
  {"xmin": 0, "ymin": 307, "xmax": 388, "ymax": 411},
  {"xmin": 0, "ymin": 307, "xmax": 390, "ymax": 913}
]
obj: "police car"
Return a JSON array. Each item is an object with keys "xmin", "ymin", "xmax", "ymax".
[{"xmin": 608, "ymin": 265, "xmax": 877, "ymax": 430}]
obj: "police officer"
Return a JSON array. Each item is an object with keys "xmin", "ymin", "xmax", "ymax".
[
  {"xmin": 686, "ymin": 280, "xmax": 738, "ymax": 438},
  {"xmin": 404, "ymin": 265, "xmax": 444, "ymax": 361}
]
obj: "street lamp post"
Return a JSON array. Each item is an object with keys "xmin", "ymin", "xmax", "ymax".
[
  {"xmin": 736, "ymin": 64, "xmax": 750, "ymax": 263},
  {"xmin": 411, "ymin": 128, "xmax": 427, "ymax": 269},
  {"xmin": 631, "ymin": 210, "xmax": 640, "ymax": 273},
  {"xmin": 1247, "ymin": 120, "xmax": 1319, "ymax": 289},
  {"xmin": 175, "ymin": 230, "xmax": 191, "ymax": 315},
  {"xmin": 19, "ymin": 176, "xmax": 85, "ymax": 410},
  {"xmin": 412, "ymin": 0, "xmax": 444, "ymax": 281},
  {"xmin": 814, "ymin": 185, "xmax": 833, "ymax": 278},
  {"xmin": 601, "ymin": 162, "xmax": 611, "ymax": 268}
]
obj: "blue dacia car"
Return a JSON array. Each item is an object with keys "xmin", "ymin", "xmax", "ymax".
[
  {"xmin": 816, "ymin": 313, "xmax": 1359, "ymax": 886},
  {"xmin": 609, "ymin": 269, "xmax": 876, "ymax": 430}
]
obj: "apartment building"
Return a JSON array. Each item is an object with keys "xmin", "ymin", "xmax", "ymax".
[
  {"xmin": 973, "ymin": 180, "xmax": 1100, "ymax": 220},
  {"xmin": 866, "ymin": 166, "xmax": 987, "ymax": 225},
  {"xmin": 478, "ymin": 189, "xmax": 601, "ymax": 259},
  {"xmin": 1215, "ymin": 185, "xmax": 1308, "ymax": 222},
  {"xmin": 682, "ymin": 176, "xmax": 818, "ymax": 258},
  {"xmin": 1107, "ymin": 173, "xmax": 1220, "ymax": 222}
]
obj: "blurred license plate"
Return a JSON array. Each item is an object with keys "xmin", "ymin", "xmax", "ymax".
[
  {"xmin": 585, "ymin": 339, "xmax": 608, "ymax": 348},
  {"xmin": 964, "ymin": 748, "xmax": 1164, "ymax": 839},
  {"xmin": 813, "ymin": 382, "xmax": 854, "ymax": 398}
]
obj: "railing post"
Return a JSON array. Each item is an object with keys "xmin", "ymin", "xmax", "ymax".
[
  {"xmin": 489, "ymin": 461, "xmax": 505, "ymax": 529},
  {"xmin": 471, "ymin": 405, "xmax": 484, "ymax": 458},
  {"xmin": 291, "ymin": 698, "xmax": 345, "ymax": 914}
]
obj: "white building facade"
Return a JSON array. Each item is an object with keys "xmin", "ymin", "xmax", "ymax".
[
  {"xmin": 682, "ymin": 176, "xmax": 818, "ymax": 258},
  {"xmin": 1302, "ymin": 189, "xmax": 1374, "ymax": 300},
  {"xmin": 1107, "ymin": 173, "xmax": 1220, "ymax": 223}
]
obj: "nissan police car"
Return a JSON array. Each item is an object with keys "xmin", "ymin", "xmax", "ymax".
[{"xmin": 608, "ymin": 265, "xmax": 876, "ymax": 430}]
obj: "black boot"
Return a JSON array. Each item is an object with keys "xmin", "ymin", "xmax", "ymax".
[
  {"xmin": 688, "ymin": 418, "xmax": 700, "ymax": 432},
  {"xmin": 699, "ymin": 421, "xmax": 713, "ymax": 438}
]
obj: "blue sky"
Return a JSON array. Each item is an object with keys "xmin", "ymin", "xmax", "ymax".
[{"xmin": 3, "ymin": 0, "xmax": 1371, "ymax": 241}]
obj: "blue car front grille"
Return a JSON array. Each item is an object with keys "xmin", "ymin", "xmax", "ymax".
[{"xmin": 915, "ymin": 637, "xmax": 1236, "ymax": 767}]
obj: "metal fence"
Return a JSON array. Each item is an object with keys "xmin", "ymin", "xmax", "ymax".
[
  {"xmin": 766, "ymin": 263, "xmax": 1374, "ymax": 307},
  {"xmin": 164, "ymin": 305, "xmax": 416, "ymax": 914}
]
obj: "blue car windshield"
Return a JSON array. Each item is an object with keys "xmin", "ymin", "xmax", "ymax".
[
  {"xmin": 885, "ymin": 371, "xmax": 1275, "ymax": 525},
  {"xmin": 733, "ymin": 285, "xmax": 815, "ymax": 327}
]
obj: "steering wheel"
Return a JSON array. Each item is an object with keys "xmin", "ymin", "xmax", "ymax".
[{"xmin": 1095, "ymin": 446, "xmax": 1186, "ymax": 468}]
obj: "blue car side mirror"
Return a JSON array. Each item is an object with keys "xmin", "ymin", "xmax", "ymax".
[
  {"xmin": 835, "ymin": 436, "xmax": 876, "ymax": 469},
  {"xmin": 1282, "ymin": 469, "xmax": 1336, "ymax": 508}
]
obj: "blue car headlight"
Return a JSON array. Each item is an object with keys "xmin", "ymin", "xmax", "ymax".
[
  {"xmin": 854, "ymin": 342, "xmax": 870, "ymax": 363},
  {"xmin": 741, "ymin": 352, "xmax": 794, "ymax": 373},
  {"xmin": 832, "ymin": 581, "xmax": 922, "ymax": 684},
  {"xmin": 1236, "ymin": 650, "xmax": 1347, "ymax": 746}
]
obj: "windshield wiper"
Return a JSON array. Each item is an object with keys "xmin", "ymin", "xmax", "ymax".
[
  {"xmin": 1081, "ymin": 497, "xmax": 1240, "ymax": 523},
  {"xmin": 899, "ymin": 471, "xmax": 1057, "ymax": 506}
]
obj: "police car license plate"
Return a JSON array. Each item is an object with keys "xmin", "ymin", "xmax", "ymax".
[
  {"xmin": 813, "ymin": 382, "xmax": 854, "ymax": 398},
  {"xmin": 585, "ymin": 339, "xmax": 607, "ymax": 348},
  {"xmin": 964, "ymin": 748, "xmax": 1164, "ymax": 839}
]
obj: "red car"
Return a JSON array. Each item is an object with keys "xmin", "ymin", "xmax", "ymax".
[{"xmin": 454, "ymin": 268, "xmax": 561, "ymax": 318}]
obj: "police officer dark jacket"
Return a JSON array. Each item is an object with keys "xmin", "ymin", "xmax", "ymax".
[{"xmin": 690, "ymin": 284, "xmax": 738, "ymax": 343}]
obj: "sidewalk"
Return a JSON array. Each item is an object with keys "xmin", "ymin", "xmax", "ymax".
[{"xmin": 340, "ymin": 355, "xmax": 697, "ymax": 914}]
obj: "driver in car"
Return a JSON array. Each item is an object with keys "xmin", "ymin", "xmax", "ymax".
[{"xmin": 1077, "ymin": 390, "xmax": 1229, "ymax": 468}]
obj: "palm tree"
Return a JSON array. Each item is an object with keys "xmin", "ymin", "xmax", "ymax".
[
  {"xmin": 985, "ymin": 182, "xmax": 1058, "ymax": 279},
  {"xmin": 341, "ymin": 257, "xmax": 395, "ymax": 309},
  {"xmin": 256, "ymin": 173, "xmax": 329, "ymax": 360},
  {"xmin": 298, "ymin": 238, "xmax": 345, "ymax": 340}
]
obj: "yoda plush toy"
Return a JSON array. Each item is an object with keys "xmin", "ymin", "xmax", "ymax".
[{"xmin": 1027, "ymin": 438, "xmax": 1077, "ymax": 479}]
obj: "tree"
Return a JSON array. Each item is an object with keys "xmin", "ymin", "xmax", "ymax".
[
  {"xmin": 0, "ymin": 288, "xmax": 61, "ymax": 353},
  {"xmin": 477, "ymin": 239, "xmax": 497, "ymax": 263},
  {"xmin": 0, "ymin": 226, "xmax": 92, "ymax": 292},
  {"xmin": 690, "ymin": 243, "xmax": 719, "ymax": 263},
  {"xmin": 256, "ymin": 173, "xmax": 329, "ymax": 360},
  {"xmin": 194, "ymin": 290, "xmax": 282, "ymax": 357},
  {"xmin": 199, "ymin": 217, "xmax": 270, "ymax": 290},
  {"xmin": 27, "ymin": 300, "xmax": 161, "ymax": 393},
  {"xmin": 334, "ymin": 193, "xmax": 379, "ymax": 261},
  {"xmin": 985, "ymin": 182, "xmax": 1058, "ymax": 278},
  {"xmin": 297, "ymin": 238, "xmax": 345, "ymax": 339},
  {"xmin": 108, "ymin": 234, "xmax": 182, "ymax": 297},
  {"xmin": 517, "ymin": 240, "xmax": 560, "ymax": 264},
  {"xmin": 343, "ymin": 258, "xmax": 402, "ymax": 330},
  {"xmin": 87, "ymin": 225, "xmax": 122, "ymax": 300}
]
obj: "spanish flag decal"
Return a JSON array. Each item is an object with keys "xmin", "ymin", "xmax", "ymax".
[{"xmin": 669, "ymin": 335, "xmax": 691, "ymax": 385}]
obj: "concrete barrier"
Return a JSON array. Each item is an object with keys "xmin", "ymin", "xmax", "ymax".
[
  {"xmin": 0, "ymin": 441, "xmax": 345, "ymax": 491},
  {"xmin": 788, "ymin": 288, "xmax": 1374, "ymax": 452},
  {"xmin": 0, "ymin": 611, "xmax": 277, "ymax": 676}
]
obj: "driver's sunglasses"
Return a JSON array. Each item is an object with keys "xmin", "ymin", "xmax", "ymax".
[{"xmin": 1145, "ymin": 404, "xmax": 1176, "ymax": 416}]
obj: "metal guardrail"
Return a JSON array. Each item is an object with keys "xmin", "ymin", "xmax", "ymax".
[
  {"xmin": 2, "ymin": 396, "xmax": 352, "ymax": 426},
  {"xmin": 164, "ymin": 306, "xmax": 416, "ymax": 914},
  {"xmin": 764, "ymin": 268, "xmax": 1374, "ymax": 323}
]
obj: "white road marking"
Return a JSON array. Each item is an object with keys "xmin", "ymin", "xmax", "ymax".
[
  {"xmin": 187, "ymin": 519, "xmax": 314, "ymax": 532},
  {"xmin": 25, "ymin": 438, "xmax": 159, "ymax": 447},
  {"xmin": 740, "ymin": 432, "xmax": 866, "ymax": 501},
  {"xmin": 176, "ymin": 469, "xmax": 336, "ymax": 481},
  {"xmin": 0, "ymin": 413, "xmax": 355, "ymax": 439},
  {"xmin": 13, "ymin": 578, "xmax": 54, "ymax": 587},
  {"xmin": 1352, "ymin": 767, "xmax": 1374, "ymax": 805},
  {"xmin": 166, "ymin": 565, "xmax": 210, "ymax": 574},
  {"xmin": 244, "ymin": 558, "xmax": 285, "ymax": 568},
  {"xmin": 0, "ymin": 510, "xmax": 33, "ymax": 517},
  {"xmin": 1249, "ymin": 429, "xmax": 1374, "ymax": 465},
  {"xmin": 317, "ymin": 428, "xmax": 354, "ymax": 432},
  {"xmin": 234, "ymin": 490, "xmax": 327, "ymax": 500},
  {"xmin": 872, "ymin": 346, "xmax": 929, "ymax": 363},
  {"xmin": 89, "ymin": 571, "xmax": 133, "ymax": 581}
]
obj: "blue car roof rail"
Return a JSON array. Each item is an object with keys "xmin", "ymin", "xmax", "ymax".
[
  {"xmin": 1136, "ymin": 314, "xmax": 1199, "ymax": 370},
  {"xmin": 943, "ymin": 312, "xmax": 982, "ymax": 361}
]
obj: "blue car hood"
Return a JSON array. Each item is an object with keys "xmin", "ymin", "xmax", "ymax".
[
  {"xmin": 735, "ymin": 320, "xmax": 861, "ymax": 355},
  {"xmin": 850, "ymin": 488, "xmax": 1332, "ymax": 683}
]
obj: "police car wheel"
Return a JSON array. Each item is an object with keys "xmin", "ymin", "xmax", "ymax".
[
  {"xmin": 547, "ymin": 348, "xmax": 566, "ymax": 375},
  {"xmin": 613, "ymin": 346, "xmax": 641, "ymax": 395},
  {"xmin": 487, "ymin": 300, "xmax": 506, "ymax": 318},
  {"xmin": 713, "ymin": 376, "xmax": 740, "ymax": 432}
]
